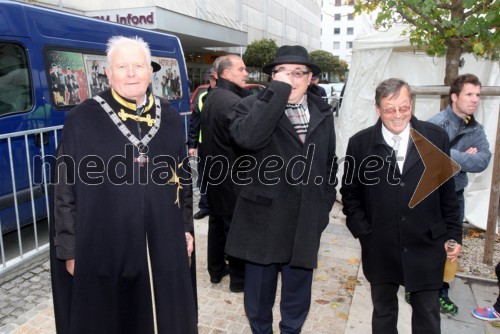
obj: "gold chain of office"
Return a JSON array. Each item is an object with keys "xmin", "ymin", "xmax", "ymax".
[{"xmin": 117, "ymin": 110, "xmax": 156, "ymax": 127}]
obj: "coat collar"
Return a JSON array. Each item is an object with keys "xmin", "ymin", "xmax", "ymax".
[
  {"xmin": 215, "ymin": 77, "xmax": 252, "ymax": 98},
  {"xmin": 444, "ymin": 104, "xmax": 478, "ymax": 128},
  {"xmin": 306, "ymin": 92, "xmax": 332, "ymax": 135}
]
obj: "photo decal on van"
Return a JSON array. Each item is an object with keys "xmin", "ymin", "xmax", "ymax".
[
  {"xmin": 47, "ymin": 50, "xmax": 89, "ymax": 106},
  {"xmin": 84, "ymin": 54, "xmax": 110, "ymax": 97},
  {"xmin": 151, "ymin": 57, "xmax": 182, "ymax": 100},
  {"xmin": 47, "ymin": 50, "xmax": 183, "ymax": 108}
]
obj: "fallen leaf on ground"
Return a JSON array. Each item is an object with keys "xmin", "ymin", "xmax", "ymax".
[
  {"xmin": 315, "ymin": 299, "xmax": 329, "ymax": 305},
  {"xmin": 342, "ymin": 276, "xmax": 360, "ymax": 294},
  {"xmin": 336, "ymin": 312, "xmax": 349, "ymax": 319},
  {"xmin": 464, "ymin": 228, "xmax": 484, "ymax": 239}
]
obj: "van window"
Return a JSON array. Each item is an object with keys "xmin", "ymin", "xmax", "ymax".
[
  {"xmin": 0, "ymin": 42, "xmax": 32, "ymax": 116},
  {"xmin": 46, "ymin": 49, "xmax": 184, "ymax": 108}
]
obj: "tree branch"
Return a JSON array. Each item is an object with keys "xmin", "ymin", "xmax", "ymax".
[
  {"xmin": 436, "ymin": 1, "xmax": 461, "ymax": 11},
  {"xmin": 464, "ymin": 0, "xmax": 495, "ymax": 19},
  {"xmin": 399, "ymin": 3, "xmax": 445, "ymax": 34}
]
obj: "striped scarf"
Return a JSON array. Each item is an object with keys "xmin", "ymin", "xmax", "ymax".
[{"xmin": 285, "ymin": 95, "xmax": 309, "ymax": 143}]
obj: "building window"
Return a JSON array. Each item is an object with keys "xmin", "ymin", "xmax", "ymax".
[
  {"xmin": 347, "ymin": 13, "xmax": 354, "ymax": 20},
  {"xmin": 333, "ymin": 42, "xmax": 340, "ymax": 49},
  {"xmin": 346, "ymin": 41, "xmax": 353, "ymax": 49},
  {"xmin": 335, "ymin": 0, "xmax": 341, "ymax": 6},
  {"xmin": 347, "ymin": 27, "xmax": 354, "ymax": 35},
  {"xmin": 334, "ymin": 28, "xmax": 341, "ymax": 35},
  {"xmin": 346, "ymin": 0, "xmax": 354, "ymax": 5},
  {"xmin": 334, "ymin": 13, "xmax": 341, "ymax": 21}
]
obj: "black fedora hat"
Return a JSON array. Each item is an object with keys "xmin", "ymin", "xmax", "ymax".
[{"xmin": 262, "ymin": 45, "xmax": 321, "ymax": 76}]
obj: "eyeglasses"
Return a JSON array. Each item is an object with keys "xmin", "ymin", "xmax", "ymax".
[
  {"xmin": 272, "ymin": 69, "xmax": 310, "ymax": 79},
  {"xmin": 381, "ymin": 105, "xmax": 411, "ymax": 115}
]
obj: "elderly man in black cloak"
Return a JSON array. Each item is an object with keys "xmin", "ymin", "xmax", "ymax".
[{"xmin": 49, "ymin": 36, "xmax": 198, "ymax": 334}]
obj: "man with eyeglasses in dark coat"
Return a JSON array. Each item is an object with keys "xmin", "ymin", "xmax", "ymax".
[
  {"xmin": 226, "ymin": 45, "xmax": 337, "ymax": 334},
  {"xmin": 341, "ymin": 78, "xmax": 462, "ymax": 334}
]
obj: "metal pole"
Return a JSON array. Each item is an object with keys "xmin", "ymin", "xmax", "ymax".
[{"xmin": 483, "ymin": 105, "xmax": 500, "ymax": 265}]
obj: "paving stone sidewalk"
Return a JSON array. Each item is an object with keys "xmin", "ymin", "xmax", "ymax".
[
  {"xmin": 0, "ymin": 202, "xmax": 359, "ymax": 333},
  {"xmin": 1, "ymin": 200, "xmax": 498, "ymax": 333}
]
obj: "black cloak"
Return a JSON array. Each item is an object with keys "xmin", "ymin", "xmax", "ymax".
[{"xmin": 49, "ymin": 89, "xmax": 198, "ymax": 334}]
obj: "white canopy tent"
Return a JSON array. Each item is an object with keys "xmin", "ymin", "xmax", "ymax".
[{"xmin": 336, "ymin": 26, "xmax": 500, "ymax": 230}]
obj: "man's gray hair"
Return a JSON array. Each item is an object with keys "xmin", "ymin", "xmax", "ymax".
[
  {"xmin": 210, "ymin": 56, "xmax": 224, "ymax": 78},
  {"xmin": 216, "ymin": 54, "xmax": 240, "ymax": 78},
  {"xmin": 375, "ymin": 78, "xmax": 412, "ymax": 107},
  {"xmin": 106, "ymin": 36, "xmax": 152, "ymax": 71}
]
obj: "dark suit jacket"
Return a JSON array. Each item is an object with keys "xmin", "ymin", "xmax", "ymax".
[
  {"xmin": 340, "ymin": 117, "xmax": 462, "ymax": 292},
  {"xmin": 225, "ymin": 81, "xmax": 337, "ymax": 269}
]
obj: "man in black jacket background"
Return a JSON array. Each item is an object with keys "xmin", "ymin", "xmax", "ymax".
[
  {"xmin": 187, "ymin": 65, "xmax": 219, "ymax": 220},
  {"xmin": 200, "ymin": 54, "xmax": 250, "ymax": 292}
]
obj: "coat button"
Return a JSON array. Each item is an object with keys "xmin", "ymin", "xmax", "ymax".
[
  {"xmin": 402, "ymin": 247, "xmax": 408, "ymax": 253},
  {"xmin": 400, "ymin": 216, "xmax": 406, "ymax": 221},
  {"xmin": 400, "ymin": 181, "xmax": 405, "ymax": 187}
]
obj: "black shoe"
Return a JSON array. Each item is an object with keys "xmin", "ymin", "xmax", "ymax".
[
  {"xmin": 193, "ymin": 211, "xmax": 209, "ymax": 220},
  {"xmin": 229, "ymin": 283, "xmax": 244, "ymax": 293},
  {"xmin": 210, "ymin": 267, "xmax": 229, "ymax": 284}
]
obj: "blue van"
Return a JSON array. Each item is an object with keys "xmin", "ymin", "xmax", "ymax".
[{"xmin": 0, "ymin": 0, "xmax": 190, "ymax": 234}]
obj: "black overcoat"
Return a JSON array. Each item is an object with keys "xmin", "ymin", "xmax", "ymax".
[
  {"xmin": 340, "ymin": 117, "xmax": 462, "ymax": 292},
  {"xmin": 49, "ymin": 89, "xmax": 198, "ymax": 334},
  {"xmin": 225, "ymin": 81, "xmax": 337, "ymax": 269},
  {"xmin": 200, "ymin": 78, "xmax": 251, "ymax": 216}
]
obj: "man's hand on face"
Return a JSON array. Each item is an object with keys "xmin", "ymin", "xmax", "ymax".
[{"xmin": 273, "ymin": 71, "xmax": 292, "ymax": 86}]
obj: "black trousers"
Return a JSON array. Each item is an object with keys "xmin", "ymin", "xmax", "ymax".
[
  {"xmin": 207, "ymin": 214, "xmax": 244, "ymax": 285},
  {"xmin": 371, "ymin": 283, "xmax": 440, "ymax": 334},
  {"xmin": 495, "ymin": 262, "xmax": 500, "ymax": 312},
  {"xmin": 244, "ymin": 262, "xmax": 313, "ymax": 334}
]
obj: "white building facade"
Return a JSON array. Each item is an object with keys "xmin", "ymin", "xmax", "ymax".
[
  {"xmin": 320, "ymin": 0, "xmax": 375, "ymax": 67},
  {"xmin": 27, "ymin": 0, "xmax": 323, "ymax": 87}
]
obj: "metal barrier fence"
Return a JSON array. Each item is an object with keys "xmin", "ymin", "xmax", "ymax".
[
  {"xmin": 0, "ymin": 125, "xmax": 63, "ymax": 275},
  {"xmin": 325, "ymin": 95, "xmax": 342, "ymax": 116}
]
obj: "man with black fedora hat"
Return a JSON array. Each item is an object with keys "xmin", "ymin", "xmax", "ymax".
[{"xmin": 226, "ymin": 45, "xmax": 337, "ymax": 333}]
